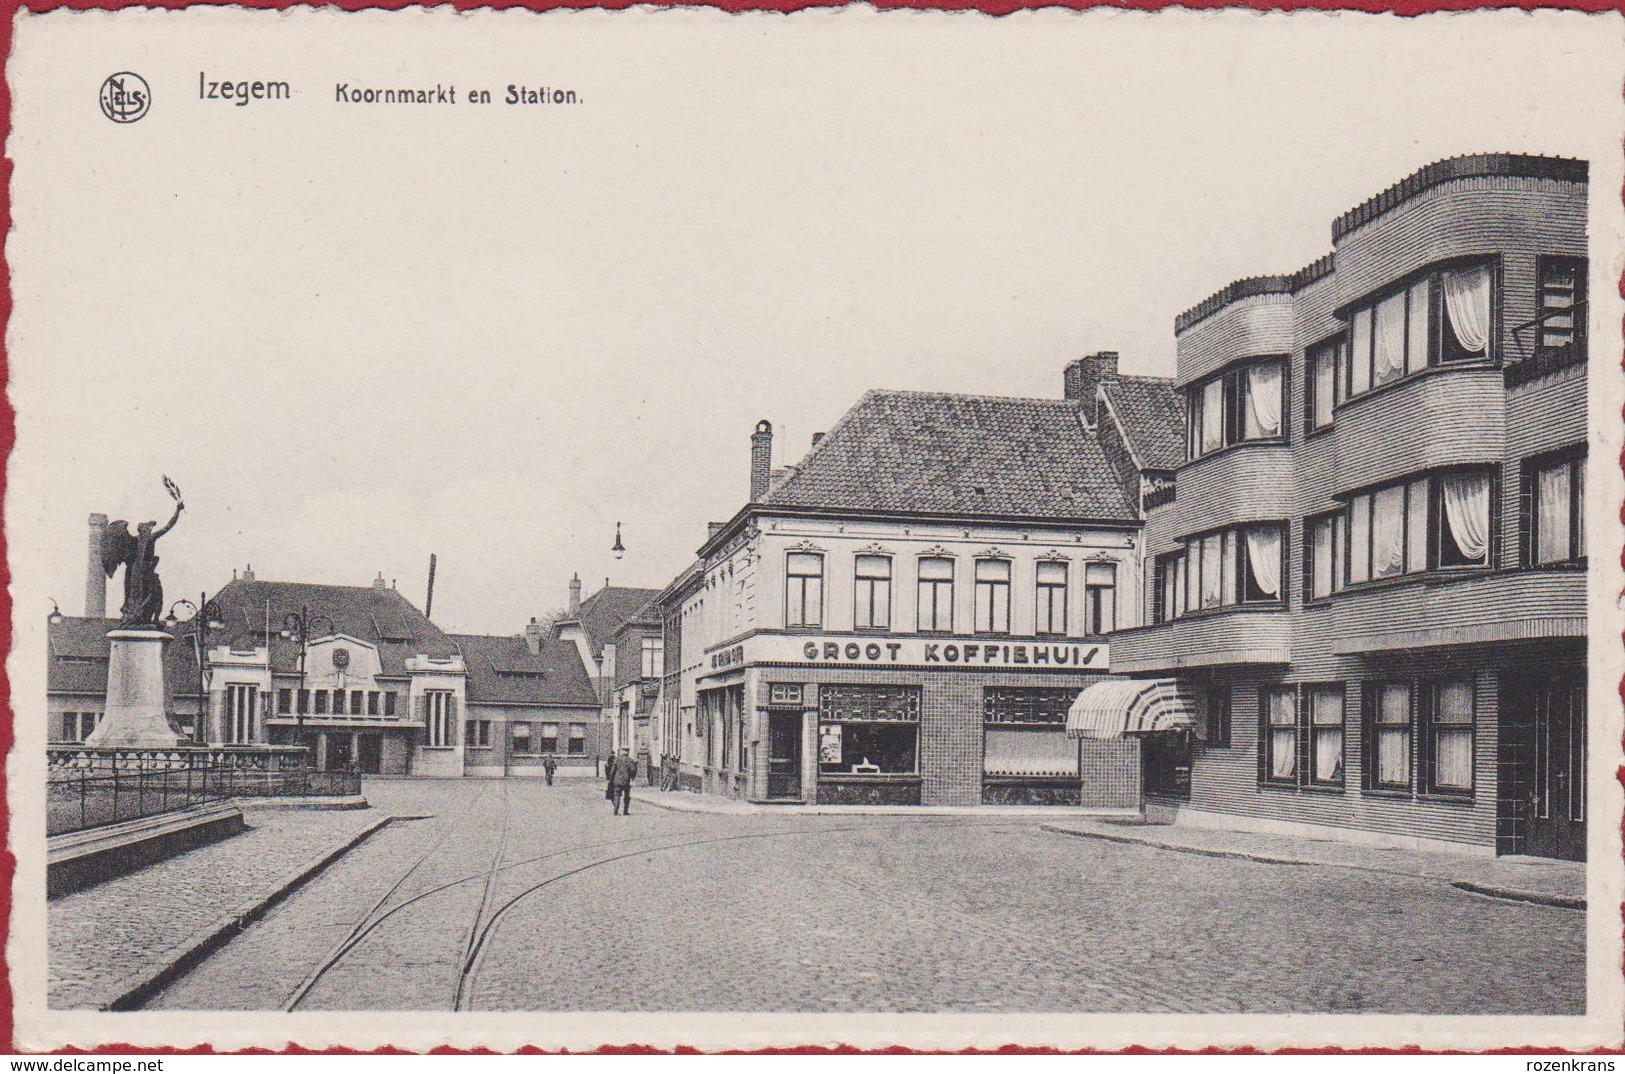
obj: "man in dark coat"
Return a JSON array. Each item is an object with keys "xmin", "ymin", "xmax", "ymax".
[
  {"xmin": 608, "ymin": 748, "xmax": 635, "ymax": 815},
  {"xmin": 543, "ymin": 754, "xmax": 557, "ymax": 786}
]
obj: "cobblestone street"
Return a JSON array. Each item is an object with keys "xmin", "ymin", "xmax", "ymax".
[{"xmin": 133, "ymin": 778, "xmax": 1582, "ymax": 1014}]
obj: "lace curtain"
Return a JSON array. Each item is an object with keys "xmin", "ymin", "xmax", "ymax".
[
  {"xmin": 1536, "ymin": 463, "xmax": 1572, "ymax": 564},
  {"xmin": 1374, "ymin": 291, "xmax": 1407, "ymax": 384},
  {"xmin": 1245, "ymin": 527, "xmax": 1281, "ymax": 599},
  {"xmin": 1444, "ymin": 265, "xmax": 1491, "ymax": 355},
  {"xmin": 1244, "ymin": 363, "xmax": 1283, "ymax": 439},
  {"xmin": 1441, "ymin": 473, "xmax": 1490, "ymax": 562}
]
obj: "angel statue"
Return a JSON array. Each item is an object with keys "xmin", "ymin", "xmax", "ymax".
[{"xmin": 102, "ymin": 476, "xmax": 185, "ymax": 628}]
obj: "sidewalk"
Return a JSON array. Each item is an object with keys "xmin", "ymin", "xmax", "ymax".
[
  {"xmin": 1040, "ymin": 817, "xmax": 1585, "ymax": 909},
  {"xmin": 627, "ymin": 786, "xmax": 1140, "ymax": 819},
  {"xmin": 49, "ymin": 806, "xmax": 404, "ymax": 1009}
]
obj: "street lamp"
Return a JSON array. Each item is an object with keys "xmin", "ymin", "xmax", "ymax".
[
  {"xmin": 48, "ymin": 600, "xmax": 63, "ymax": 626},
  {"xmin": 612, "ymin": 522, "xmax": 626, "ymax": 560},
  {"xmin": 165, "ymin": 595, "xmax": 224, "ymax": 745},
  {"xmin": 280, "ymin": 606, "xmax": 336, "ymax": 741}
]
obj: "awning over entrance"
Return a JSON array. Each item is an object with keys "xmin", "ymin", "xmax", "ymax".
[{"xmin": 1067, "ymin": 679, "xmax": 1198, "ymax": 740}]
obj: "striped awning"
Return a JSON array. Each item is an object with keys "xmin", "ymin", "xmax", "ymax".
[{"xmin": 1067, "ymin": 679, "xmax": 1199, "ymax": 739}]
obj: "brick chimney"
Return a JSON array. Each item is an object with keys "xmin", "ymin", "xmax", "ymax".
[
  {"xmin": 524, "ymin": 616, "xmax": 544, "ymax": 654},
  {"xmin": 373, "ymin": 571, "xmax": 387, "ymax": 590},
  {"xmin": 86, "ymin": 513, "xmax": 108, "ymax": 618},
  {"xmin": 242, "ymin": 564, "xmax": 255, "ymax": 583},
  {"xmin": 1064, "ymin": 351, "xmax": 1121, "ymax": 424},
  {"xmin": 568, "ymin": 572, "xmax": 582, "ymax": 614},
  {"xmin": 750, "ymin": 420, "xmax": 773, "ymax": 502}
]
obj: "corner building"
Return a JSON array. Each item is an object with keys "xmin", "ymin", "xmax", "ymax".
[
  {"xmin": 682, "ymin": 359, "xmax": 1181, "ymax": 807},
  {"xmin": 1111, "ymin": 154, "xmax": 1590, "ymax": 859}
]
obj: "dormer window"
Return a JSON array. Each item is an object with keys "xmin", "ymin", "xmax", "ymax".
[{"xmin": 1186, "ymin": 357, "xmax": 1286, "ymax": 460}]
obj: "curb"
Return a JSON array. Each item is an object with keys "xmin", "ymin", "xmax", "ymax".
[
  {"xmin": 1039, "ymin": 823, "xmax": 1311, "ymax": 867},
  {"xmin": 100, "ymin": 813, "xmax": 406, "ymax": 1011},
  {"xmin": 1450, "ymin": 880, "xmax": 1585, "ymax": 911}
]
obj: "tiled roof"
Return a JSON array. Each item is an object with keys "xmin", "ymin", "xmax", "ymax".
[
  {"xmin": 1102, "ymin": 376, "xmax": 1185, "ymax": 472},
  {"xmin": 759, "ymin": 389, "xmax": 1139, "ymax": 522},
  {"xmin": 207, "ymin": 578, "xmax": 458, "ymax": 677},
  {"xmin": 567, "ymin": 586, "xmax": 662, "ymax": 660},
  {"xmin": 48, "ymin": 616, "xmax": 201, "ymax": 698},
  {"xmin": 450, "ymin": 633, "xmax": 599, "ymax": 708}
]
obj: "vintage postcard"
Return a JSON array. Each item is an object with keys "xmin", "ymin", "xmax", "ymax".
[{"xmin": 6, "ymin": 3, "xmax": 1623, "ymax": 1054}]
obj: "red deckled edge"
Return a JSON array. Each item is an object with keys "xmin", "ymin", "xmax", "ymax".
[{"xmin": 2, "ymin": 0, "xmax": 1621, "ymax": 1057}]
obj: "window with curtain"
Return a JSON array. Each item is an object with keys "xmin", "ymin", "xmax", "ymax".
[
  {"xmin": 567, "ymin": 723, "xmax": 587, "ymax": 754},
  {"xmin": 916, "ymin": 557, "xmax": 954, "ymax": 632},
  {"xmin": 1241, "ymin": 525, "xmax": 1283, "ymax": 603},
  {"xmin": 539, "ymin": 723, "xmax": 559, "ymax": 753},
  {"xmin": 1307, "ymin": 512, "xmax": 1344, "ymax": 600},
  {"xmin": 1035, "ymin": 560, "xmax": 1068, "ymax": 635},
  {"xmin": 1156, "ymin": 552, "xmax": 1185, "ymax": 625},
  {"xmin": 1366, "ymin": 682, "xmax": 1412, "ymax": 791},
  {"xmin": 1308, "ymin": 685, "xmax": 1345, "ymax": 786},
  {"xmin": 1425, "ymin": 678, "xmax": 1475, "ymax": 794},
  {"xmin": 1535, "ymin": 257, "xmax": 1586, "ymax": 362},
  {"xmin": 1307, "ymin": 338, "xmax": 1342, "ymax": 430},
  {"xmin": 983, "ymin": 687, "xmax": 1078, "ymax": 777},
  {"xmin": 1525, "ymin": 450, "xmax": 1585, "ymax": 566},
  {"xmin": 1344, "ymin": 469, "xmax": 1491, "ymax": 581},
  {"xmin": 1262, "ymin": 686, "xmax": 1297, "ymax": 783},
  {"xmin": 854, "ymin": 555, "xmax": 892, "ymax": 630},
  {"xmin": 1437, "ymin": 471, "xmax": 1491, "ymax": 568},
  {"xmin": 784, "ymin": 552, "xmax": 824, "ymax": 628},
  {"xmin": 1084, "ymin": 562, "xmax": 1117, "ymax": 634},
  {"xmin": 974, "ymin": 559, "xmax": 1012, "ymax": 634},
  {"xmin": 1186, "ymin": 357, "xmax": 1287, "ymax": 459},
  {"xmin": 1344, "ymin": 262, "xmax": 1494, "ymax": 398},
  {"xmin": 1171, "ymin": 524, "xmax": 1287, "ymax": 620}
]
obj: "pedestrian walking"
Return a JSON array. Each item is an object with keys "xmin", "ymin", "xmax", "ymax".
[
  {"xmin": 543, "ymin": 755, "xmax": 557, "ymax": 786},
  {"xmin": 608, "ymin": 747, "xmax": 635, "ymax": 816}
]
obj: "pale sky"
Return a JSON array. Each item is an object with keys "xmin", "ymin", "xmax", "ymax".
[{"xmin": 9, "ymin": 8, "xmax": 1620, "ymax": 635}]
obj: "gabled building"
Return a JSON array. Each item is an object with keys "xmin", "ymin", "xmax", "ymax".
[
  {"xmin": 547, "ymin": 575, "xmax": 664, "ymax": 773},
  {"xmin": 675, "ymin": 355, "xmax": 1183, "ymax": 806},
  {"xmin": 1109, "ymin": 153, "xmax": 1590, "ymax": 860},
  {"xmin": 48, "ymin": 614, "xmax": 202, "ymax": 745},
  {"xmin": 451, "ymin": 631, "xmax": 602, "ymax": 778}
]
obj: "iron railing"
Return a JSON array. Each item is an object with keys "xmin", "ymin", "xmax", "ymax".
[{"xmin": 47, "ymin": 755, "xmax": 363, "ymax": 836}]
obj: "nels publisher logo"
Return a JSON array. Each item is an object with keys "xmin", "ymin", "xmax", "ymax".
[{"xmin": 99, "ymin": 72, "xmax": 150, "ymax": 123}]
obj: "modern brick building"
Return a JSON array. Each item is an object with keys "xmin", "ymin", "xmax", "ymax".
[
  {"xmin": 672, "ymin": 359, "xmax": 1181, "ymax": 806},
  {"xmin": 1109, "ymin": 153, "xmax": 1590, "ymax": 860}
]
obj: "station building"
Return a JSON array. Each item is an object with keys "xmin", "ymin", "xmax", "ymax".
[
  {"xmin": 668, "ymin": 356, "xmax": 1182, "ymax": 806},
  {"xmin": 1108, "ymin": 154, "xmax": 1591, "ymax": 860}
]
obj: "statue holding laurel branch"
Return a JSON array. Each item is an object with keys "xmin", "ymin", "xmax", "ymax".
[{"xmin": 101, "ymin": 476, "xmax": 185, "ymax": 629}]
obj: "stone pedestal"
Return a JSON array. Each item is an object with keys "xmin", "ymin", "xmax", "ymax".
[{"xmin": 84, "ymin": 629, "xmax": 185, "ymax": 749}]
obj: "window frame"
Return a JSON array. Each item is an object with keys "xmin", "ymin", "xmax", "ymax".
[
  {"xmin": 1421, "ymin": 676, "xmax": 1476, "ymax": 797},
  {"xmin": 1305, "ymin": 683, "xmax": 1347, "ymax": 789},
  {"xmin": 1034, "ymin": 559, "xmax": 1069, "ymax": 636},
  {"xmin": 1305, "ymin": 335, "xmax": 1344, "ymax": 432},
  {"xmin": 1083, "ymin": 561, "xmax": 1118, "ymax": 636},
  {"xmin": 1341, "ymin": 467, "xmax": 1496, "ymax": 586},
  {"xmin": 1186, "ymin": 355, "xmax": 1290, "ymax": 461},
  {"xmin": 1168, "ymin": 522, "xmax": 1288, "ymax": 620},
  {"xmin": 784, "ymin": 552, "xmax": 825, "ymax": 629},
  {"xmin": 1304, "ymin": 510, "xmax": 1345, "ymax": 603},
  {"xmin": 1534, "ymin": 255, "xmax": 1587, "ymax": 364},
  {"xmin": 916, "ymin": 556, "xmax": 956, "ymax": 634},
  {"xmin": 1259, "ymin": 685, "xmax": 1299, "ymax": 786},
  {"xmin": 1340, "ymin": 259, "xmax": 1499, "ymax": 406},
  {"xmin": 1363, "ymin": 681, "xmax": 1414, "ymax": 793},
  {"xmin": 853, "ymin": 554, "xmax": 894, "ymax": 632},
  {"xmin": 973, "ymin": 558, "xmax": 1013, "ymax": 635},
  {"xmin": 1523, "ymin": 447, "xmax": 1587, "ymax": 568}
]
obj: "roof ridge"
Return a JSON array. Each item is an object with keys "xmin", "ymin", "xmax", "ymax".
[{"xmin": 866, "ymin": 386, "xmax": 1081, "ymax": 408}]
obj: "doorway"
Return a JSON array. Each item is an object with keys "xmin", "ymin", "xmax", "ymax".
[
  {"xmin": 1502, "ymin": 670, "xmax": 1585, "ymax": 861},
  {"xmin": 357, "ymin": 733, "xmax": 383, "ymax": 775},
  {"xmin": 766, "ymin": 713, "xmax": 803, "ymax": 801},
  {"xmin": 325, "ymin": 732, "xmax": 354, "ymax": 772}
]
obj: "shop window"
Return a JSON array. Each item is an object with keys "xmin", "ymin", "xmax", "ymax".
[
  {"xmin": 916, "ymin": 557, "xmax": 954, "ymax": 633},
  {"xmin": 1524, "ymin": 449, "xmax": 1586, "ymax": 566},
  {"xmin": 1186, "ymin": 356, "xmax": 1286, "ymax": 460},
  {"xmin": 512, "ymin": 721, "xmax": 532, "ymax": 754},
  {"xmin": 818, "ymin": 685, "xmax": 920, "ymax": 776},
  {"xmin": 1035, "ymin": 560, "xmax": 1068, "ymax": 635},
  {"xmin": 983, "ymin": 687, "xmax": 1076, "ymax": 777},
  {"xmin": 1305, "ymin": 511, "xmax": 1345, "ymax": 600},
  {"xmin": 1535, "ymin": 256, "xmax": 1586, "ymax": 363},
  {"xmin": 1344, "ymin": 262, "xmax": 1493, "ymax": 401},
  {"xmin": 1260, "ymin": 686, "xmax": 1297, "ymax": 784},
  {"xmin": 1205, "ymin": 684, "xmax": 1231, "ymax": 748},
  {"xmin": 1306, "ymin": 337, "xmax": 1343, "ymax": 431},
  {"xmin": 1423, "ymin": 678, "xmax": 1475, "ymax": 795},
  {"xmin": 277, "ymin": 688, "xmax": 292, "ymax": 715},
  {"xmin": 1364, "ymin": 682, "xmax": 1413, "ymax": 791},
  {"xmin": 464, "ymin": 720, "xmax": 491, "ymax": 748},
  {"xmin": 568, "ymin": 724, "xmax": 587, "ymax": 755},
  {"xmin": 540, "ymin": 722, "xmax": 559, "ymax": 753},
  {"xmin": 1084, "ymin": 562, "xmax": 1117, "ymax": 635},
  {"xmin": 785, "ymin": 552, "xmax": 824, "ymax": 629},
  {"xmin": 854, "ymin": 555, "xmax": 892, "ymax": 631},
  {"xmin": 974, "ymin": 559, "xmax": 1011, "ymax": 634}
]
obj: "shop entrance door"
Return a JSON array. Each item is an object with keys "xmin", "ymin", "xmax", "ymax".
[
  {"xmin": 357, "ymin": 733, "xmax": 383, "ymax": 775},
  {"xmin": 1527, "ymin": 674, "xmax": 1585, "ymax": 862},
  {"xmin": 767, "ymin": 714, "xmax": 803, "ymax": 800}
]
